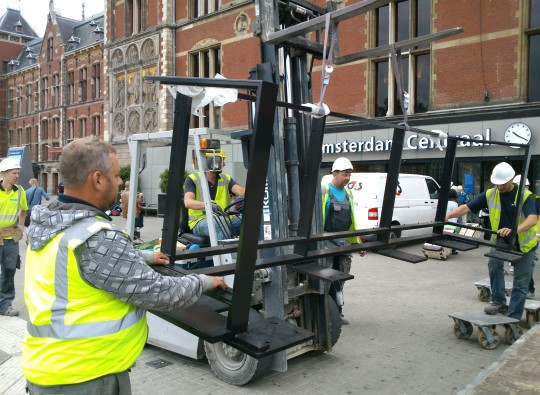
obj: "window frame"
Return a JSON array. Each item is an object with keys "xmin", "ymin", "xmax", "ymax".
[
  {"xmin": 78, "ymin": 67, "xmax": 87, "ymax": 102},
  {"xmin": 190, "ymin": 0, "xmax": 221, "ymax": 19},
  {"xmin": 189, "ymin": 45, "xmax": 222, "ymax": 128},
  {"xmin": 372, "ymin": 0, "xmax": 431, "ymax": 117},
  {"xmin": 526, "ymin": 0, "xmax": 540, "ymax": 102},
  {"xmin": 91, "ymin": 63, "xmax": 101, "ymax": 100}
]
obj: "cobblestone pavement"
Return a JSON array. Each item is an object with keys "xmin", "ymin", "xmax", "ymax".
[{"xmin": 4, "ymin": 214, "xmax": 539, "ymax": 394}]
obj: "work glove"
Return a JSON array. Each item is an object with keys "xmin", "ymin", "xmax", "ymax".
[{"xmin": 211, "ymin": 203, "xmax": 226, "ymax": 216}]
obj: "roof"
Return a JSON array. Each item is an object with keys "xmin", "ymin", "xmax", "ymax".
[
  {"xmin": 11, "ymin": 37, "xmax": 42, "ymax": 71},
  {"xmin": 64, "ymin": 12, "xmax": 104, "ymax": 54},
  {"xmin": 0, "ymin": 8, "xmax": 38, "ymax": 39},
  {"xmin": 5, "ymin": 11, "xmax": 104, "ymax": 74}
]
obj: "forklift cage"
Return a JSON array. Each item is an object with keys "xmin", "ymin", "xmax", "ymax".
[{"xmin": 134, "ymin": 75, "xmax": 531, "ymax": 359}]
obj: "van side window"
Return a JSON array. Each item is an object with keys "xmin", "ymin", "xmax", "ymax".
[{"xmin": 426, "ymin": 178, "xmax": 439, "ymax": 199}]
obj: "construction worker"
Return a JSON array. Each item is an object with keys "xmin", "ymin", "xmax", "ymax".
[
  {"xmin": 22, "ymin": 137, "xmax": 226, "ymax": 393},
  {"xmin": 0, "ymin": 157, "xmax": 27, "ymax": 316},
  {"xmin": 184, "ymin": 151, "xmax": 245, "ymax": 241},
  {"xmin": 322, "ymin": 157, "xmax": 365, "ymax": 325},
  {"xmin": 446, "ymin": 162, "xmax": 537, "ymax": 320}
]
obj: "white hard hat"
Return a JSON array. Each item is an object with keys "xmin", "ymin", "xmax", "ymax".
[
  {"xmin": 490, "ymin": 162, "xmax": 515, "ymax": 185},
  {"xmin": 332, "ymin": 157, "xmax": 353, "ymax": 172},
  {"xmin": 513, "ymin": 174, "xmax": 530, "ymax": 186},
  {"xmin": 0, "ymin": 157, "xmax": 21, "ymax": 172}
]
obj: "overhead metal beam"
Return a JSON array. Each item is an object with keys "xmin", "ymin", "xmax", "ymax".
[
  {"xmin": 334, "ymin": 27, "xmax": 465, "ymax": 64},
  {"xmin": 265, "ymin": 0, "xmax": 391, "ymax": 45},
  {"xmin": 283, "ymin": 37, "xmax": 325, "ymax": 58}
]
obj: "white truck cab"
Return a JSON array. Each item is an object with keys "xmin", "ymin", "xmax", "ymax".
[{"xmin": 321, "ymin": 172, "xmax": 441, "ymax": 239}]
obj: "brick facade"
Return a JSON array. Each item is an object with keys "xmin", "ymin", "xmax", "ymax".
[
  {"xmin": 2, "ymin": 0, "xmax": 539, "ymax": 191},
  {"xmin": 3, "ymin": 5, "xmax": 104, "ymax": 193}
]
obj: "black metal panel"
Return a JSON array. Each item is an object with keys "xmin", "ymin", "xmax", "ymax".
[
  {"xmin": 145, "ymin": 76, "xmax": 263, "ymax": 90},
  {"xmin": 334, "ymin": 28, "xmax": 463, "ymax": 65},
  {"xmin": 508, "ymin": 145, "xmax": 532, "ymax": 248},
  {"xmin": 431, "ymin": 239, "xmax": 478, "ymax": 251},
  {"xmin": 434, "ymin": 137, "xmax": 458, "ymax": 235},
  {"xmin": 484, "ymin": 249, "xmax": 523, "ymax": 263},
  {"xmin": 292, "ymin": 262, "xmax": 354, "ymax": 282},
  {"xmin": 225, "ymin": 317, "xmax": 315, "ymax": 358},
  {"xmin": 377, "ymin": 128, "xmax": 405, "ymax": 243},
  {"xmin": 376, "ymin": 249, "xmax": 427, "ymax": 263},
  {"xmin": 160, "ymin": 93, "xmax": 191, "ymax": 257},
  {"xmin": 294, "ymin": 118, "xmax": 326, "ymax": 256},
  {"xmin": 228, "ymin": 81, "xmax": 279, "ymax": 334},
  {"xmin": 149, "ymin": 303, "xmax": 231, "ymax": 342}
]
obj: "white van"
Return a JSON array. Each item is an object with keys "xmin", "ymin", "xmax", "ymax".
[{"xmin": 321, "ymin": 173, "xmax": 441, "ymax": 240}]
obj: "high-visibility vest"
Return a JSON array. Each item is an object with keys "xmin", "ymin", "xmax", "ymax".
[
  {"xmin": 0, "ymin": 184, "xmax": 26, "ymax": 232},
  {"xmin": 322, "ymin": 185, "xmax": 359, "ymax": 245},
  {"xmin": 187, "ymin": 173, "xmax": 231, "ymax": 229},
  {"xmin": 486, "ymin": 187, "xmax": 537, "ymax": 253},
  {"xmin": 22, "ymin": 217, "xmax": 147, "ymax": 386}
]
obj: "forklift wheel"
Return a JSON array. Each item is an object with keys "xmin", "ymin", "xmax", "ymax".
[{"xmin": 204, "ymin": 309, "xmax": 272, "ymax": 386}]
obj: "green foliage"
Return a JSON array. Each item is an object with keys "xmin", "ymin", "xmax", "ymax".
[
  {"xmin": 159, "ymin": 168, "xmax": 169, "ymax": 193},
  {"xmin": 119, "ymin": 165, "xmax": 131, "ymax": 191},
  {"xmin": 159, "ymin": 168, "xmax": 190, "ymax": 193}
]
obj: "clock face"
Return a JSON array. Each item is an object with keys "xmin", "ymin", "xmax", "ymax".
[{"xmin": 505, "ymin": 122, "xmax": 531, "ymax": 147}]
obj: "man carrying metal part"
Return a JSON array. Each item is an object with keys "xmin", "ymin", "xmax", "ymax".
[{"xmin": 446, "ymin": 162, "xmax": 537, "ymax": 320}]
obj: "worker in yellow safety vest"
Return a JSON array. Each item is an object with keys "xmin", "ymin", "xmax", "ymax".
[
  {"xmin": 184, "ymin": 151, "xmax": 245, "ymax": 241},
  {"xmin": 22, "ymin": 137, "xmax": 226, "ymax": 394},
  {"xmin": 0, "ymin": 157, "xmax": 27, "ymax": 317},
  {"xmin": 446, "ymin": 162, "xmax": 537, "ymax": 320},
  {"xmin": 322, "ymin": 157, "xmax": 365, "ymax": 326}
]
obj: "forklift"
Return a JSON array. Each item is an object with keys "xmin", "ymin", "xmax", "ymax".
[{"xmin": 124, "ymin": 0, "xmax": 531, "ymax": 385}]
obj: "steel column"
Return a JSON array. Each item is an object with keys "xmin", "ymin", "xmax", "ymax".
[
  {"xmin": 228, "ymin": 81, "xmax": 279, "ymax": 333},
  {"xmin": 160, "ymin": 93, "xmax": 192, "ymax": 257},
  {"xmin": 377, "ymin": 128, "xmax": 405, "ymax": 243}
]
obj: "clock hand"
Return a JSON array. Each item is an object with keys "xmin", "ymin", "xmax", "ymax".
[{"xmin": 512, "ymin": 131, "xmax": 529, "ymax": 142}]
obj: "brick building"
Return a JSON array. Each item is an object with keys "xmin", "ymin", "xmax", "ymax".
[
  {"xmin": 4, "ymin": 1, "xmax": 104, "ymax": 193},
  {"xmin": 2, "ymin": 1, "xmax": 540, "ymax": 199},
  {"xmin": 0, "ymin": 7, "xmax": 39, "ymax": 156}
]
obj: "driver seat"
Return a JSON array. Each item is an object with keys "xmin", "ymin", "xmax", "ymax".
[{"xmin": 178, "ymin": 198, "xmax": 210, "ymax": 247}]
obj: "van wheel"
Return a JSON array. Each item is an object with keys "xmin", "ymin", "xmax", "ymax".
[{"xmin": 388, "ymin": 229, "xmax": 401, "ymax": 239}]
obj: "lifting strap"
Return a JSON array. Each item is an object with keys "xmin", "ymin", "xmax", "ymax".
[{"xmin": 316, "ymin": 12, "xmax": 338, "ymax": 116}]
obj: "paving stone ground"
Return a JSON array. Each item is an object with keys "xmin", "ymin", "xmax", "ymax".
[{"xmin": 2, "ymin": 213, "xmax": 539, "ymax": 394}]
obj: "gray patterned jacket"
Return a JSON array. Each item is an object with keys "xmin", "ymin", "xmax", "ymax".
[{"xmin": 27, "ymin": 200, "xmax": 213, "ymax": 311}]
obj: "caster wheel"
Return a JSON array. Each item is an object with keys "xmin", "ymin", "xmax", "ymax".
[
  {"xmin": 477, "ymin": 287, "xmax": 491, "ymax": 302},
  {"xmin": 526, "ymin": 313, "xmax": 535, "ymax": 329},
  {"xmin": 478, "ymin": 330, "xmax": 499, "ymax": 349},
  {"xmin": 453, "ymin": 321, "xmax": 474, "ymax": 339},
  {"xmin": 504, "ymin": 325, "xmax": 523, "ymax": 345}
]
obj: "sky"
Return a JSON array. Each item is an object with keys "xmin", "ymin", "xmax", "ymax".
[{"xmin": 2, "ymin": 0, "xmax": 104, "ymax": 36}]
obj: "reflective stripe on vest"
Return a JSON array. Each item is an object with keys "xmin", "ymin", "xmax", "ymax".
[
  {"xmin": 486, "ymin": 188, "xmax": 537, "ymax": 253},
  {"xmin": 187, "ymin": 173, "xmax": 231, "ymax": 229},
  {"xmin": 26, "ymin": 217, "xmax": 145, "ymax": 338},
  {"xmin": 22, "ymin": 216, "xmax": 147, "ymax": 385},
  {"xmin": 0, "ymin": 186, "xmax": 21, "ymax": 226}
]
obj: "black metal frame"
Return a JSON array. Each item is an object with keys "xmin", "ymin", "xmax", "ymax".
[{"xmin": 144, "ymin": 75, "xmax": 532, "ymax": 358}]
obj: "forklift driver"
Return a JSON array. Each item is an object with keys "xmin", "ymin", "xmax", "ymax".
[{"xmin": 184, "ymin": 151, "xmax": 245, "ymax": 241}]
